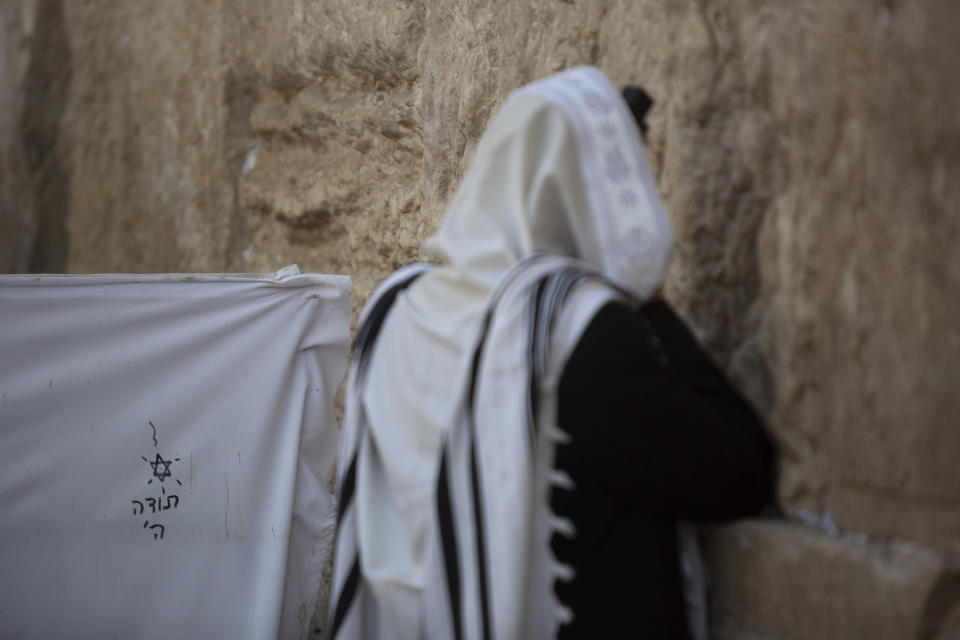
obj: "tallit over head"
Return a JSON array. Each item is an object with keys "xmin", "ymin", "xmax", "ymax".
[
  {"xmin": 419, "ymin": 65, "xmax": 674, "ymax": 328},
  {"xmin": 332, "ymin": 66, "xmax": 679, "ymax": 640}
]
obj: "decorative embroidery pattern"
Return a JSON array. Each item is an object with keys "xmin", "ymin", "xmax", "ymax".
[{"xmin": 515, "ymin": 67, "xmax": 673, "ymax": 293}]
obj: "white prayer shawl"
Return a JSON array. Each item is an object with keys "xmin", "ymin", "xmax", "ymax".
[{"xmin": 330, "ymin": 66, "xmax": 706, "ymax": 639}]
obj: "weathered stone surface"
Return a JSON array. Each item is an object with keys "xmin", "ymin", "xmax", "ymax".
[
  {"xmin": 743, "ymin": 0, "xmax": 960, "ymax": 555},
  {"xmin": 411, "ymin": 0, "xmax": 960, "ymax": 553},
  {"xmin": 0, "ymin": 0, "xmax": 40, "ymax": 272},
  {"xmin": 60, "ymin": 1, "xmax": 245, "ymax": 274},
  {"xmin": 703, "ymin": 520, "xmax": 960, "ymax": 639},
  {"xmin": 2, "ymin": 0, "xmax": 960, "ymax": 636}
]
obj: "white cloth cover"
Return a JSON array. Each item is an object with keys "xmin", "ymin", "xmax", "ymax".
[
  {"xmin": 330, "ymin": 66, "xmax": 705, "ymax": 639},
  {"xmin": 0, "ymin": 266, "xmax": 351, "ymax": 640}
]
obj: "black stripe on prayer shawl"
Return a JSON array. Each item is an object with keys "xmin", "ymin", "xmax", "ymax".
[
  {"xmin": 469, "ymin": 442, "xmax": 493, "ymax": 640},
  {"xmin": 437, "ymin": 451, "xmax": 465, "ymax": 640},
  {"xmin": 353, "ymin": 269, "xmax": 426, "ymax": 379},
  {"xmin": 526, "ymin": 268, "xmax": 600, "ymax": 449},
  {"xmin": 330, "ymin": 556, "xmax": 361, "ymax": 638},
  {"xmin": 330, "ymin": 266, "xmax": 432, "ymax": 638},
  {"xmin": 343, "ymin": 269, "xmax": 426, "ymax": 523},
  {"xmin": 526, "ymin": 276, "xmax": 550, "ymax": 447},
  {"xmin": 336, "ymin": 452, "xmax": 357, "ymax": 531},
  {"xmin": 464, "ymin": 324, "xmax": 494, "ymax": 640},
  {"xmin": 456, "ymin": 277, "xmax": 525, "ymax": 640},
  {"xmin": 455, "ymin": 260, "xmax": 628, "ymax": 640}
]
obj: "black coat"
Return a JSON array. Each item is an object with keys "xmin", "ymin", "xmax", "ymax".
[{"xmin": 551, "ymin": 300, "xmax": 777, "ymax": 638}]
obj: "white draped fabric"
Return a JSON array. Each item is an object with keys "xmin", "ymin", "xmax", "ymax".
[
  {"xmin": 330, "ymin": 66, "xmax": 704, "ymax": 639},
  {"xmin": 0, "ymin": 267, "xmax": 350, "ymax": 639}
]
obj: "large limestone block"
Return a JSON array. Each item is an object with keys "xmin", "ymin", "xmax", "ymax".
[
  {"xmin": 235, "ymin": 1, "xmax": 427, "ymax": 317},
  {"xmin": 746, "ymin": 0, "xmax": 960, "ymax": 551},
  {"xmin": 704, "ymin": 520, "xmax": 960, "ymax": 640},
  {"xmin": 60, "ymin": 1, "xmax": 244, "ymax": 274},
  {"xmin": 602, "ymin": 0, "xmax": 960, "ymax": 553},
  {"xmin": 0, "ymin": 0, "xmax": 41, "ymax": 272}
]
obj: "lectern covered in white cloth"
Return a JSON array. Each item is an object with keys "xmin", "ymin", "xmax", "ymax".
[{"xmin": 0, "ymin": 266, "xmax": 350, "ymax": 639}]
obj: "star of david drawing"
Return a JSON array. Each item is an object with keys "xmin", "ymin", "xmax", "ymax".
[{"xmin": 142, "ymin": 452, "xmax": 181, "ymax": 484}]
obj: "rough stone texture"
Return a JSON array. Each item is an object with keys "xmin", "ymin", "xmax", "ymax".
[
  {"xmin": 0, "ymin": 0, "xmax": 39, "ymax": 273},
  {"xmin": 2, "ymin": 0, "xmax": 959, "ymax": 638},
  {"xmin": 704, "ymin": 520, "xmax": 960, "ymax": 640}
]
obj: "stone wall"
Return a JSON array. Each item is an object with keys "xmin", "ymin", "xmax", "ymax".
[{"xmin": 2, "ymin": 1, "xmax": 958, "ymax": 637}]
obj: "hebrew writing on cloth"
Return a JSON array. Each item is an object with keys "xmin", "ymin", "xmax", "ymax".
[{"xmin": 0, "ymin": 266, "xmax": 350, "ymax": 639}]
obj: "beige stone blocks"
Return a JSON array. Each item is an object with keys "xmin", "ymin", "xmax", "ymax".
[{"xmin": 704, "ymin": 520, "xmax": 960, "ymax": 639}]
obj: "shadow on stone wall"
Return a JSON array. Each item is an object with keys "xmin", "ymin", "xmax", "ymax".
[{"xmin": 22, "ymin": 0, "xmax": 70, "ymax": 273}]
